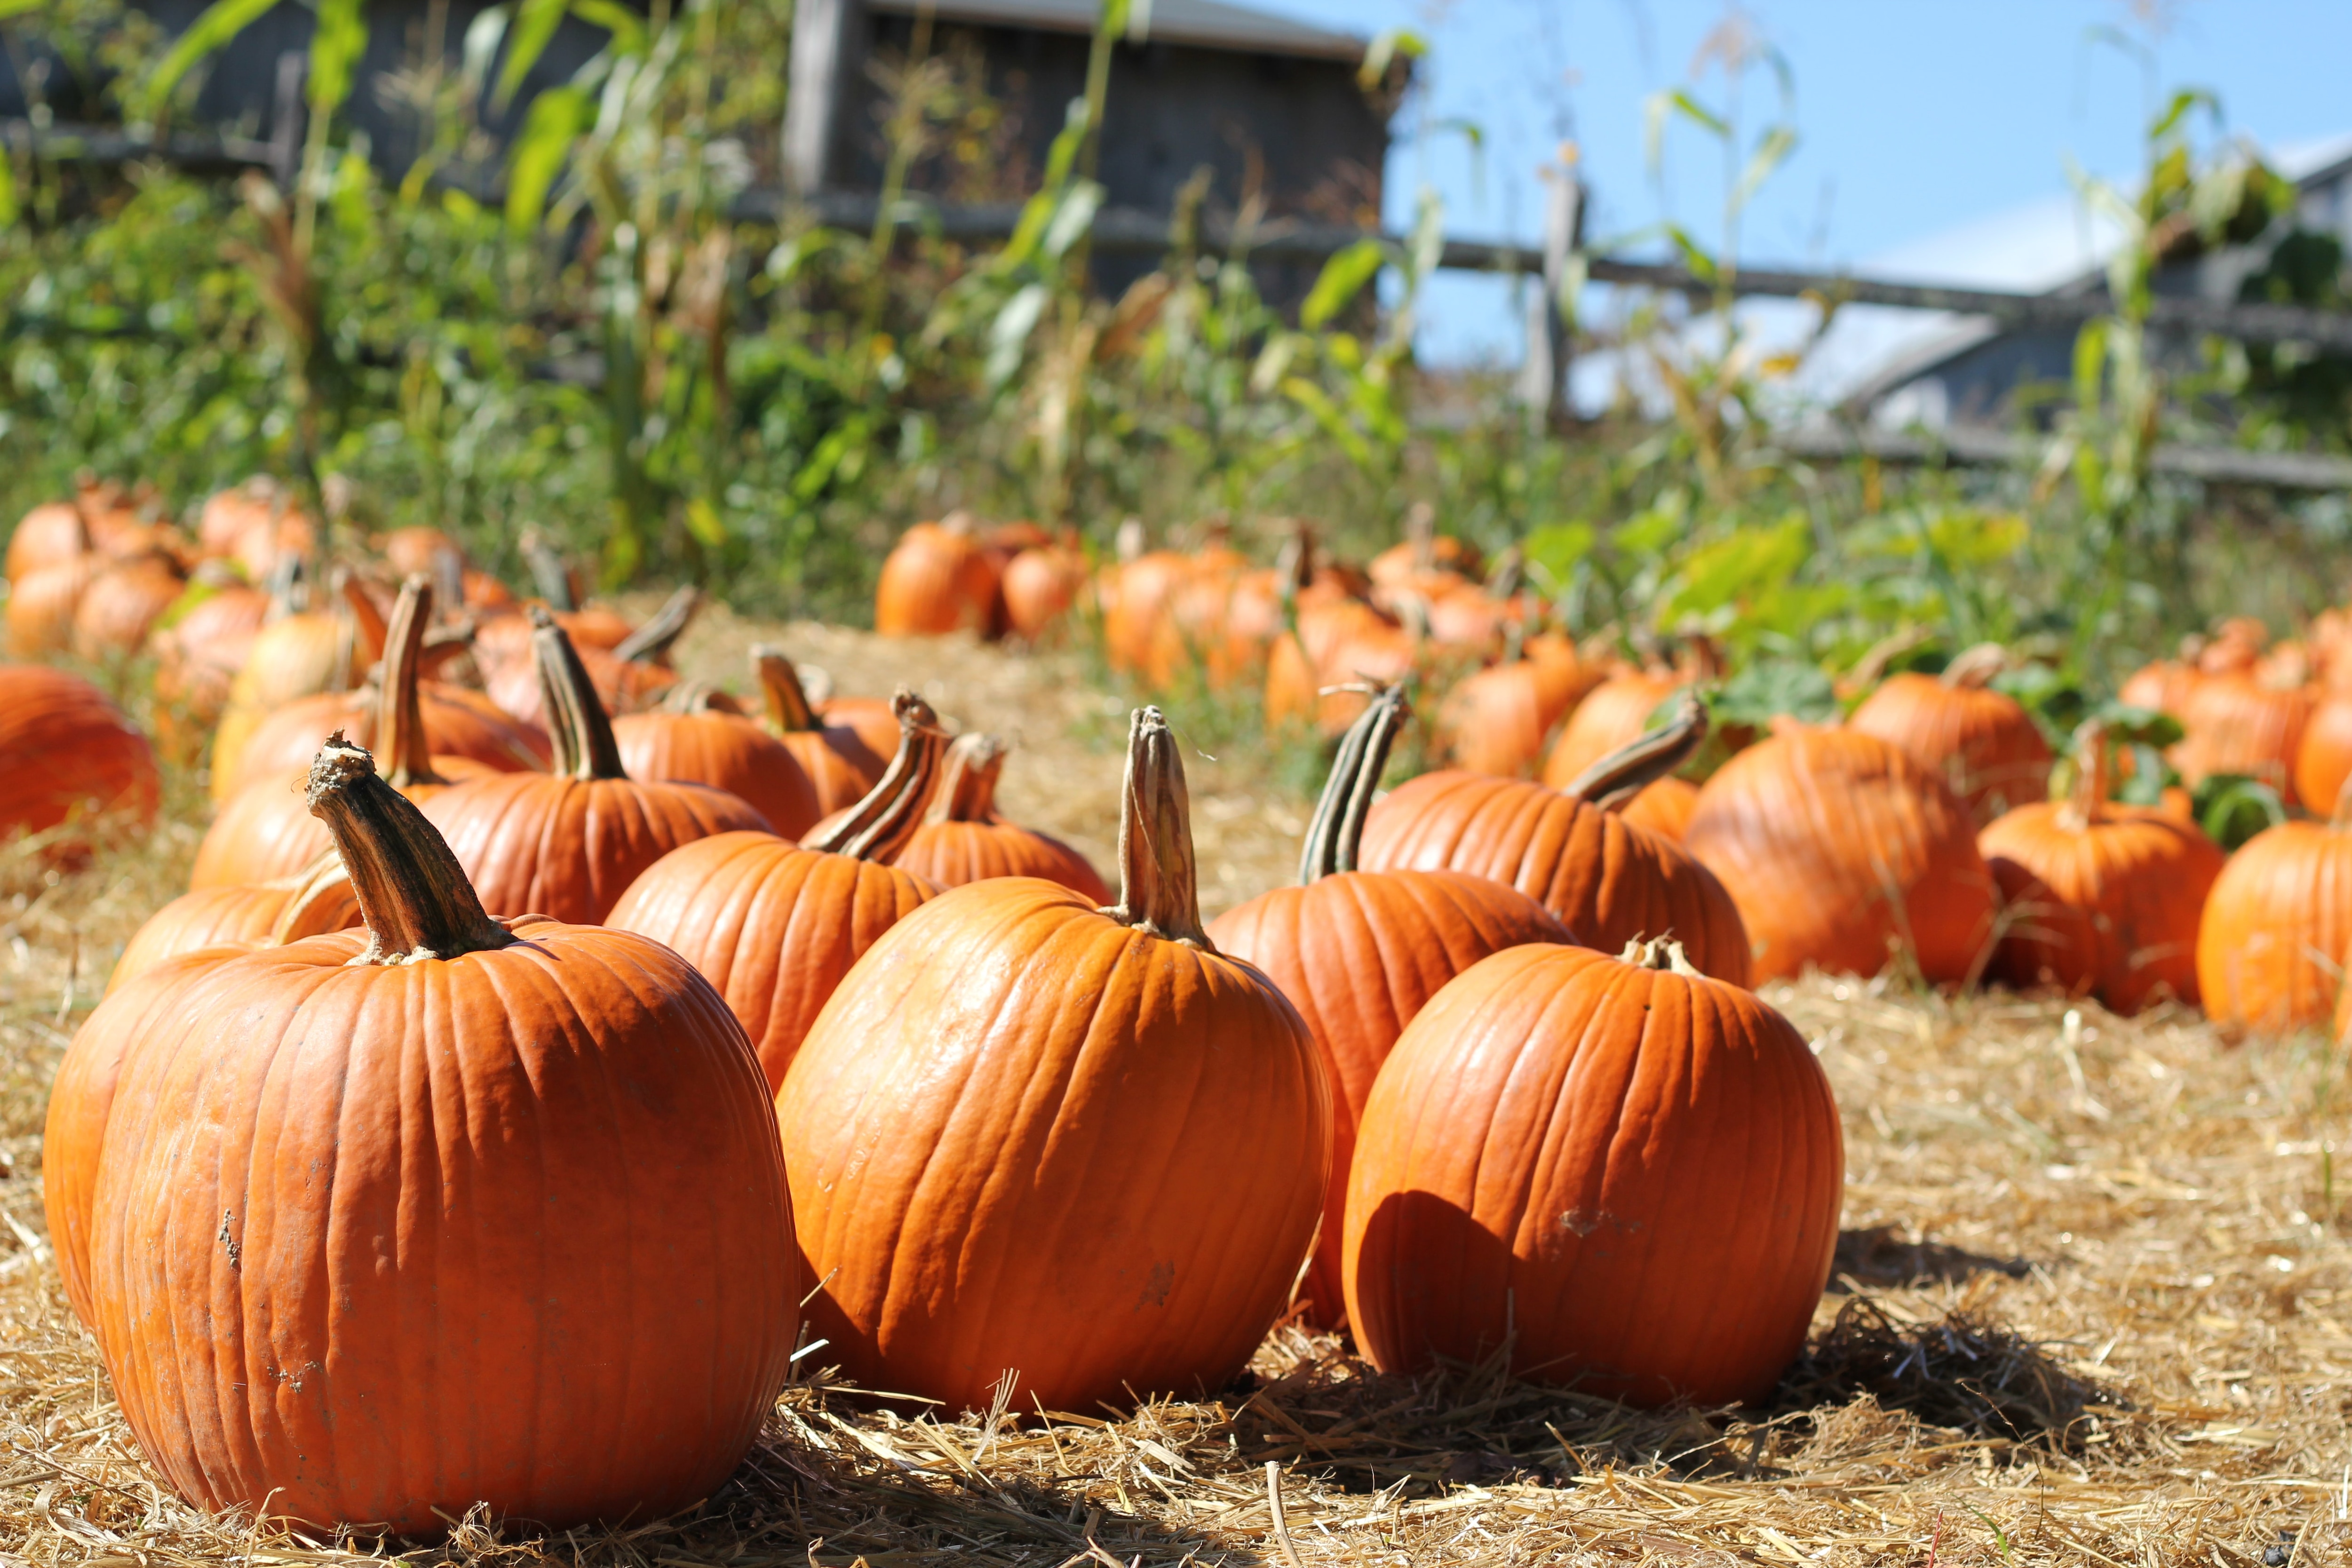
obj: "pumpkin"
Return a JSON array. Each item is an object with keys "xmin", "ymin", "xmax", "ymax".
[
  {"xmin": 112, "ymin": 855, "xmax": 358, "ymax": 995},
  {"xmin": 608, "ymin": 692, "xmax": 947, "ymax": 1092},
  {"xmin": 1539, "ymin": 669, "xmax": 1686, "ymax": 789},
  {"xmin": 875, "ymin": 513, "xmax": 1003, "ymax": 637},
  {"xmin": 1343, "ymin": 937, "xmax": 1843, "ymax": 1404},
  {"xmin": 0, "ymin": 665, "xmax": 160, "ymax": 848},
  {"xmin": 2195, "ymin": 776, "xmax": 2352, "ymax": 1036},
  {"xmin": 1684, "ymin": 724, "xmax": 1994, "ymax": 984},
  {"xmin": 1266, "ymin": 597, "xmax": 1420, "ymax": 738},
  {"xmin": 85, "ymin": 738, "xmax": 795, "ymax": 1532},
  {"xmin": 779, "ymin": 706, "xmax": 1330, "ymax": 1415},
  {"xmin": 1436, "ymin": 630, "xmax": 1599, "ymax": 777},
  {"xmin": 2175, "ymin": 668, "xmax": 2310, "ymax": 805},
  {"xmin": 1368, "ymin": 505, "xmax": 1481, "ymax": 589},
  {"xmin": 1100, "ymin": 548, "xmax": 1197, "ymax": 684},
  {"xmin": 1847, "ymin": 644, "xmax": 2053, "ymax": 823},
  {"xmin": 150, "ymin": 573, "xmax": 273, "ymax": 754},
  {"xmin": 192, "ymin": 578, "xmax": 504, "ymax": 887},
  {"xmin": 2296, "ymin": 693, "xmax": 2352, "ymax": 816},
  {"xmin": 70, "ymin": 553, "xmax": 184, "ymax": 661},
  {"xmin": 3, "ymin": 554, "xmax": 99, "ymax": 656},
  {"xmin": 210, "ymin": 567, "xmax": 389, "ymax": 800},
  {"xmin": 1360, "ymin": 696, "xmax": 1752, "ymax": 984},
  {"xmin": 1979, "ymin": 724, "xmax": 2223, "ymax": 1013},
  {"xmin": 613, "ymin": 682, "xmax": 823, "ymax": 840},
  {"xmin": 752, "ymin": 645, "xmax": 886, "ymax": 813},
  {"xmin": 1621, "ymin": 776, "xmax": 1700, "ymax": 841},
  {"xmin": 422, "ymin": 609, "xmax": 770, "ymax": 923},
  {"xmin": 480, "ymin": 586, "xmax": 695, "ymax": 726},
  {"xmin": 379, "ymin": 525, "xmax": 465, "ymax": 579},
  {"xmin": 1001, "ymin": 538, "xmax": 1089, "ymax": 641},
  {"xmin": 1207, "ymin": 686, "xmax": 1572, "ymax": 1326},
  {"xmin": 888, "ymin": 732, "xmax": 1112, "ymax": 901},
  {"xmin": 6, "ymin": 498, "xmax": 89, "ymax": 578},
  {"xmin": 197, "ymin": 479, "xmax": 315, "ymax": 580}
]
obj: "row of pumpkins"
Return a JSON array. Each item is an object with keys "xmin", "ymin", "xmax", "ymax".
[{"xmin": 0, "ymin": 485, "xmax": 2328, "ymax": 1536}]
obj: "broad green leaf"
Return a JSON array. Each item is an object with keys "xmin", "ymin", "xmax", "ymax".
[
  {"xmin": 0, "ymin": 143, "xmax": 15, "ymax": 228},
  {"xmin": 495, "ymin": 0, "xmax": 569, "ymax": 110},
  {"xmin": 0, "ymin": 0, "xmax": 45, "ymax": 18},
  {"xmin": 684, "ymin": 497, "xmax": 729, "ymax": 549},
  {"xmin": 144, "ymin": 0, "xmax": 280, "ymax": 112},
  {"xmin": 2085, "ymin": 702, "xmax": 2185, "ymax": 751},
  {"xmin": 306, "ymin": 0, "xmax": 369, "ymax": 119},
  {"xmin": 504, "ymin": 84, "xmax": 591, "ymax": 233},
  {"xmin": 1280, "ymin": 377, "xmax": 1373, "ymax": 469},
  {"xmin": 1923, "ymin": 508, "xmax": 2028, "ymax": 565},
  {"xmin": 1613, "ymin": 504, "xmax": 1686, "ymax": 558},
  {"xmin": 2194, "ymin": 775, "xmax": 2285, "ymax": 852},
  {"xmin": 1709, "ymin": 657, "xmax": 1838, "ymax": 730},
  {"xmin": 1664, "ymin": 518, "xmax": 1809, "ymax": 621},
  {"xmin": 1300, "ymin": 240, "xmax": 1385, "ymax": 331},
  {"xmin": 1522, "ymin": 522, "xmax": 1595, "ymax": 593}
]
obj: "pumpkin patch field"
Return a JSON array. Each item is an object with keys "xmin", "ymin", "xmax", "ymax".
[{"xmin": 1, "ymin": 552, "xmax": 2350, "ymax": 1568}]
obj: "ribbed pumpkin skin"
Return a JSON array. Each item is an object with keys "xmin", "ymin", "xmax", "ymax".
[
  {"xmin": 1540, "ymin": 673, "xmax": 1682, "ymax": 789},
  {"xmin": 0, "ymin": 665, "xmax": 160, "ymax": 842},
  {"xmin": 1207, "ymin": 869, "xmax": 1571, "ymax": 1325},
  {"xmin": 45, "ymin": 947, "xmax": 247, "ymax": 1325},
  {"xmin": 86, "ymin": 920, "xmax": 796, "ymax": 1534},
  {"xmin": 1979, "ymin": 804, "xmax": 2223, "ymax": 1013},
  {"xmin": 1358, "ymin": 771, "xmax": 1751, "ymax": 987},
  {"xmin": 2195, "ymin": 820, "xmax": 2352, "ymax": 1035},
  {"xmin": 422, "ymin": 774, "xmax": 770, "ymax": 924},
  {"xmin": 1437, "ymin": 659, "xmax": 1587, "ymax": 778},
  {"xmin": 781, "ymin": 729, "xmax": 886, "ymax": 814},
  {"xmin": 607, "ymin": 831, "xmax": 939, "ymax": 1091},
  {"xmin": 780, "ymin": 878, "xmax": 1330, "ymax": 1415},
  {"xmin": 2294, "ymin": 696, "xmax": 2352, "ymax": 816},
  {"xmin": 1848, "ymin": 674, "xmax": 2053, "ymax": 822},
  {"xmin": 3, "ymin": 557, "xmax": 97, "ymax": 656},
  {"xmin": 875, "ymin": 523, "xmax": 1001, "ymax": 636},
  {"xmin": 1343, "ymin": 943, "xmax": 1844, "ymax": 1405},
  {"xmin": 1684, "ymin": 730, "xmax": 1994, "ymax": 984},
  {"xmin": 226, "ymin": 684, "xmax": 550, "ymax": 795},
  {"xmin": 2176, "ymin": 676, "xmax": 2311, "ymax": 804},
  {"xmin": 72, "ymin": 556, "xmax": 183, "ymax": 661},
  {"xmin": 111, "ymin": 878, "xmax": 359, "ymax": 994},
  {"xmin": 613, "ymin": 710, "xmax": 823, "ymax": 840},
  {"xmin": 192, "ymin": 762, "xmax": 497, "ymax": 889},
  {"xmin": 1621, "ymin": 776, "xmax": 1700, "ymax": 841},
  {"xmin": 891, "ymin": 820, "xmax": 1111, "ymax": 902}
]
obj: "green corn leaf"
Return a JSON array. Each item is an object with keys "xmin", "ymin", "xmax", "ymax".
[
  {"xmin": 1300, "ymin": 240, "xmax": 1385, "ymax": 331},
  {"xmin": 306, "ymin": 0, "xmax": 369, "ymax": 119},
  {"xmin": 0, "ymin": 143, "xmax": 16, "ymax": 228},
  {"xmin": 985, "ymin": 282, "xmax": 1050, "ymax": 389},
  {"xmin": 1041, "ymin": 180, "xmax": 1104, "ymax": 260},
  {"xmin": 143, "ymin": 0, "xmax": 280, "ymax": 113},
  {"xmin": 1732, "ymin": 123, "xmax": 1797, "ymax": 216},
  {"xmin": 504, "ymin": 84, "xmax": 591, "ymax": 233},
  {"xmin": 568, "ymin": 0, "xmax": 646, "ymax": 56},
  {"xmin": 495, "ymin": 0, "xmax": 569, "ymax": 110}
]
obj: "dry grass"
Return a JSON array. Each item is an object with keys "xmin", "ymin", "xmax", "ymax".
[{"xmin": 3, "ymin": 627, "xmax": 2351, "ymax": 1565}]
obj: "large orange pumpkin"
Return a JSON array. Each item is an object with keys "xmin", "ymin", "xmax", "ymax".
[
  {"xmin": 2296, "ymin": 693, "xmax": 2352, "ymax": 816},
  {"xmin": 0, "ymin": 665, "xmax": 160, "ymax": 847},
  {"xmin": 1207, "ymin": 686, "xmax": 1571, "ymax": 1326},
  {"xmin": 1979, "ymin": 724, "xmax": 2223, "ymax": 1013},
  {"xmin": 1359, "ymin": 696, "xmax": 1751, "ymax": 984},
  {"xmin": 875, "ymin": 514, "xmax": 1003, "ymax": 637},
  {"xmin": 112, "ymin": 855, "xmax": 358, "ymax": 995},
  {"xmin": 71, "ymin": 552, "xmax": 184, "ymax": 661},
  {"xmin": 1684, "ymin": 725, "xmax": 1994, "ymax": 984},
  {"xmin": 779, "ymin": 706, "xmax": 1330, "ymax": 1415},
  {"xmin": 422, "ymin": 609, "xmax": 769, "ymax": 923},
  {"xmin": 86, "ymin": 739, "xmax": 795, "ymax": 1532},
  {"xmin": 479, "ymin": 586, "xmax": 694, "ymax": 726},
  {"xmin": 1436, "ymin": 632, "xmax": 1600, "ymax": 778},
  {"xmin": 2175, "ymin": 668, "xmax": 2310, "ymax": 805},
  {"xmin": 1847, "ymin": 644, "xmax": 2053, "ymax": 823},
  {"xmin": 2195, "ymin": 776, "xmax": 2352, "ymax": 1037},
  {"xmin": 608, "ymin": 691, "xmax": 947, "ymax": 1092},
  {"xmin": 753, "ymin": 645, "xmax": 885, "ymax": 813},
  {"xmin": 210, "ymin": 567, "xmax": 389, "ymax": 800},
  {"xmin": 890, "ymin": 732, "xmax": 1111, "ymax": 901},
  {"xmin": 1620, "ymin": 775, "xmax": 1700, "ymax": 841},
  {"xmin": 1001, "ymin": 537, "xmax": 1089, "ymax": 641},
  {"xmin": 613, "ymin": 682, "xmax": 822, "ymax": 839},
  {"xmin": 1539, "ymin": 669, "xmax": 1685, "ymax": 789},
  {"xmin": 6, "ymin": 497, "xmax": 89, "ymax": 578},
  {"xmin": 3, "ymin": 554, "xmax": 99, "ymax": 656},
  {"xmin": 150, "ymin": 573, "xmax": 273, "ymax": 756},
  {"xmin": 1343, "ymin": 938, "xmax": 1843, "ymax": 1405}
]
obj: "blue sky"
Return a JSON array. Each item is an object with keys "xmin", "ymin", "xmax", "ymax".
[{"xmin": 1247, "ymin": 0, "xmax": 2352, "ymax": 364}]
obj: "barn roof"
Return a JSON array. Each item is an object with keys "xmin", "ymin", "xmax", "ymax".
[{"xmin": 862, "ymin": 0, "xmax": 1367, "ymax": 61}]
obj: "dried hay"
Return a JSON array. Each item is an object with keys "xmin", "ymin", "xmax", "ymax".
[{"xmin": 0, "ymin": 626, "xmax": 2348, "ymax": 1565}]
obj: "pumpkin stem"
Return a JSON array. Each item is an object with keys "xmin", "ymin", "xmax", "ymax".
[
  {"xmin": 1942, "ymin": 643, "xmax": 2008, "ymax": 689},
  {"xmin": 270, "ymin": 852, "xmax": 358, "ymax": 943},
  {"xmin": 1620, "ymin": 937, "xmax": 1701, "ymax": 977},
  {"xmin": 614, "ymin": 585, "xmax": 701, "ymax": 666},
  {"xmin": 753, "ymin": 644, "xmax": 821, "ymax": 732},
  {"xmin": 333, "ymin": 566, "xmax": 389, "ymax": 669},
  {"xmin": 1559, "ymin": 692, "xmax": 1709, "ymax": 809},
  {"xmin": 519, "ymin": 528, "xmax": 577, "ymax": 612},
  {"xmin": 927, "ymin": 732, "xmax": 1008, "ymax": 825},
  {"xmin": 531, "ymin": 606, "xmax": 629, "ymax": 781},
  {"xmin": 660, "ymin": 679, "xmax": 745, "ymax": 716},
  {"xmin": 803, "ymin": 689, "xmax": 948, "ymax": 859},
  {"xmin": 1112, "ymin": 706, "xmax": 1211, "ymax": 947},
  {"xmin": 1404, "ymin": 499, "xmax": 1436, "ymax": 573},
  {"xmin": 374, "ymin": 574, "xmax": 448, "ymax": 792},
  {"xmin": 2058, "ymin": 721, "xmax": 2110, "ymax": 831},
  {"xmin": 306, "ymin": 735, "xmax": 514, "ymax": 963},
  {"xmin": 1298, "ymin": 684, "xmax": 1407, "ymax": 884}
]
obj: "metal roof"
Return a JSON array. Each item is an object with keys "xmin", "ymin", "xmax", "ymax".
[{"xmin": 862, "ymin": 0, "xmax": 1367, "ymax": 61}]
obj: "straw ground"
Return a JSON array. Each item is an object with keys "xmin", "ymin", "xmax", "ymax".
[{"xmin": 1, "ymin": 625, "xmax": 2348, "ymax": 1566}]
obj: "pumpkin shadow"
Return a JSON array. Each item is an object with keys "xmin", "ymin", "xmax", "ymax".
[{"xmin": 1825, "ymin": 1224, "xmax": 2033, "ymax": 1293}]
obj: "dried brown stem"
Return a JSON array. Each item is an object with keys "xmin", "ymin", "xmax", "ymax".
[
  {"xmin": 803, "ymin": 689, "xmax": 948, "ymax": 860},
  {"xmin": 1560, "ymin": 692, "xmax": 1709, "ymax": 809},
  {"xmin": 306, "ymin": 735, "xmax": 513, "ymax": 963},
  {"xmin": 531, "ymin": 606, "xmax": 628, "ymax": 781},
  {"xmin": 1112, "ymin": 706, "xmax": 1209, "ymax": 947}
]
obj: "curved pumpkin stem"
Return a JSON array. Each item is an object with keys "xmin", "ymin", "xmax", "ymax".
[
  {"xmin": 270, "ymin": 852, "xmax": 359, "ymax": 943},
  {"xmin": 531, "ymin": 606, "xmax": 629, "ymax": 781},
  {"xmin": 2058, "ymin": 722, "xmax": 2110, "ymax": 832},
  {"xmin": 1298, "ymin": 684, "xmax": 1407, "ymax": 884},
  {"xmin": 614, "ymin": 585, "xmax": 701, "ymax": 666},
  {"xmin": 519, "ymin": 528, "xmax": 578, "ymax": 612},
  {"xmin": 333, "ymin": 566, "xmax": 389, "ymax": 670},
  {"xmin": 1559, "ymin": 692, "xmax": 1710, "ymax": 809},
  {"xmin": 660, "ymin": 679, "xmax": 747, "ymax": 716},
  {"xmin": 803, "ymin": 689, "xmax": 948, "ymax": 860},
  {"xmin": 1942, "ymin": 643, "xmax": 2008, "ymax": 689},
  {"xmin": 1111, "ymin": 706, "xmax": 1210, "ymax": 947},
  {"xmin": 753, "ymin": 645, "xmax": 821, "ymax": 732},
  {"xmin": 927, "ymin": 732, "xmax": 1008, "ymax": 825},
  {"xmin": 375, "ymin": 574, "xmax": 448, "ymax": 792},
  {"xmin": 307, "ymin": 734, "xmax": 514, "ymax": 964}
]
